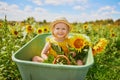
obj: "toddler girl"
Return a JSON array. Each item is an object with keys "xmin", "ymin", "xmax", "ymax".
[{"xmin": 32, "ymin": 17, "xmax": 83, "ymax": 65}]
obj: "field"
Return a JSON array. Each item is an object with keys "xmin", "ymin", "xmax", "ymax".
[{"xmin": 0, "ymin": 17, "xmax": 120, "ymax": 80}]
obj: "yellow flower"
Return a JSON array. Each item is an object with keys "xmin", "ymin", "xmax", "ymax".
[
  {"xmin": 26, "ymin": 25, "xmax": 34, "ymax": 33},
  {"xmin": 43, "ymin": 27, "xmax": 49, "ymax": 33},
  {"xmin": 69, "ymin": 34, "xmax": 89, "ymax": 52},
  {"xmin": 92, "ymin": 38, "xmax": 108, "ymax": 55},
  {"xmin": 11, "ymin": 29, "xmax": 18, "ymax": 36},
  {"xmin": 83, "ymin": 24, "xmax": 88, "ymax": 30},
  {"xmin": 37, "ymin": 27, "xmax": 43, "ymax": 34},
  {"xmin": 110, "ymin": 32, "xmax": 116, "ymax": 37}
]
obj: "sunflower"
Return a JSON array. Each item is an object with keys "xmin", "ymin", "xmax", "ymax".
[
  {"xmin": 11, "ymin": 29, "xmax": 18, "ymax": 36},
  {"xmin": 92, "ymin": 38, "xmax": 108, "ymax": 55},
  {"xmin": 110, "ymin": 30, "xmax": 116, "ymax": 37},
  {"xmin": 26, "ymin": 25, "xmax": 34, "ymax": 33},
  {"xmin": 37, "ymin": 27, "xmax": 43, "ymax": 34},
  {"xmin": 83, "ymin": 24, "xmax": 88, "ymax": 30},
  {"xmin": 69, "ymin": 34, "xmax": 89, "ymax": 52},
  {"xmin": 43, "ymin": 27, "xmax": 49, "ymax": 33},
  {"xmin": 110, "ymin": 32, "xmax": 116, "ymax": 37}
]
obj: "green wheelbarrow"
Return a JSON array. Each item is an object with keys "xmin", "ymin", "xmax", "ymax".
[{"xmin": 12, "ymin": 33, "xmax": 94, "ymax": 80}]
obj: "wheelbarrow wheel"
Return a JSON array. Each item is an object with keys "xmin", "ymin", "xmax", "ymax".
[{"xmin": 53, "ymin": 55, "xmax": 70, "ymax": 65}]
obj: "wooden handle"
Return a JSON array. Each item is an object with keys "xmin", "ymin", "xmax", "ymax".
[{"xmin": 53, "ymin": 55, "xmax": 70, "ymax": 65}]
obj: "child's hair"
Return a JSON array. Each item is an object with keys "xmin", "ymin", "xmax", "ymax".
[{"xmin": 50, "ymin": 17, "xmax": 71, "ymax": 32}]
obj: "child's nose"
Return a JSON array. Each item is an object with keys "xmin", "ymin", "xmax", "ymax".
[{"xmin": 59, "ymin": 29, "xmax": 63, "ymax": 33}]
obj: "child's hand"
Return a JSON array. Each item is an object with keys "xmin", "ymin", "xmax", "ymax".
[
  {"xmin": 32, "ymin": 56, "xmax": 44, "ymax": 62},
  {"xmin": 77, "ymin": 60, "xmax": 83, "ymax": 65}
]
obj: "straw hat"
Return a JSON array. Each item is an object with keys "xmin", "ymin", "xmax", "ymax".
[{"xmin": 50, "ymin": 17, "xmax": 71, "ymax": 31}]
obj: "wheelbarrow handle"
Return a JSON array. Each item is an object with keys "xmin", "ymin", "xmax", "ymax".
[{"xmin": 53, "ymin": 55, "xmax": 70, "ymax": 65}]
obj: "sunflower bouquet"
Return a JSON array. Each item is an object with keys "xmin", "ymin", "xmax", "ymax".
[{"xmin": 67, "ymin": 34, "xmax": 91, "ymax": 65}]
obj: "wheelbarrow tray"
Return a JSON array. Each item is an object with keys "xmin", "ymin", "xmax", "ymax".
[{"xmin": 12, "ymin": 33, "xmax": 94, "ymax": 80}]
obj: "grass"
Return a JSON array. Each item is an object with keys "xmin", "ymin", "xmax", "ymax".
[{"xmin": 0, "ymin": 18, "xmax": 120, "ymax": 80}]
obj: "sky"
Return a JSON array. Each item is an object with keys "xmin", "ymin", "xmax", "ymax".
[{"xmin": 0, "ymin": 0, "xmax": 120, "ymax": 22}]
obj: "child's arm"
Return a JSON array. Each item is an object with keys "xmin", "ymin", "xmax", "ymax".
[{"xmin": 41, "ymin": 42, "xmax": 50, "ymax": 60}]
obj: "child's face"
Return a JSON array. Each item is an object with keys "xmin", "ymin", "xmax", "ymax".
[{"xmin": 53, "ymin": 23, "xmax": 69, "ymax": 38}]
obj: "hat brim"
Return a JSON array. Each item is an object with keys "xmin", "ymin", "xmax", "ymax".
[{"xmin": 50, "ymin": 20, "xmax": 71, "ymax": 31}]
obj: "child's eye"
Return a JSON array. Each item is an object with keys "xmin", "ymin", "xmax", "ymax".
[
  {"xmin": 56, "ymin": 28, "xmax": 60, "ymax": 30},
  {"xmin": 62, "ymin": 28, "xmax": 66, "ymax": 30}
]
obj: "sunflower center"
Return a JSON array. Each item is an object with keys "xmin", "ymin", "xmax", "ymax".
[
  {"xmin": 44, "ymin": 29, "xmax": 47, "ymax": 31},
  {"xmin": 14, "ymin": 31, "xmax": 18, "ymax": 35},
  {"xmin": 38, "ymin": 30, "xmax": 42, "ymax": 33},
  {"xmin": 74, "ymin": 39, "xmax": 84, "ymax": 48}
]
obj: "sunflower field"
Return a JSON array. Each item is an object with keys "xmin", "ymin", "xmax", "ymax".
[{"xmin": 0, "ymin": 16, "xmax": 120, "ymax": 80}]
